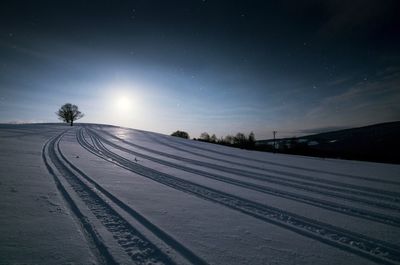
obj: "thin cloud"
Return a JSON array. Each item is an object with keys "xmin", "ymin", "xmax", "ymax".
[
  {"xmin": 297, "ymin": 125, "xmax": 350, "ymax": 135},
  {"xmin": 306, "ymin": 68, "xmax": 400, "ymax": 126}
]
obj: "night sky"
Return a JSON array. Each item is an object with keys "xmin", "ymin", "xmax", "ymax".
[{"xmin": 1, "ymin": 0, "xmax": 399, "ymax": 139}]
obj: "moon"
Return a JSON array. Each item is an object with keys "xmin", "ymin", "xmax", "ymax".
[
  {"xmin": 106, "ymin": 85, "xmax": 143, "ymax": 121},
  {"xmin": 115, "ymin": 95, "xmax": 132, "ymax": 112}
]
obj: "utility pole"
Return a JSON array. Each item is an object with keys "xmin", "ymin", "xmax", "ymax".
[{"xmin": 273, "ymin": 130, "xmax": 277, "ymax": 153}]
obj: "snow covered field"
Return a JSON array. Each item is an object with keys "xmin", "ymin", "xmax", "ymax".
[{"xmin": 1, "ymin": 123, "xmax": 399, "ymax": 265}]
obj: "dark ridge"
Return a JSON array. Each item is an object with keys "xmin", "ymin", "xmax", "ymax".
[{"xmin": 257, "ymin": 121, "xmax": 400, "ymax": 164}]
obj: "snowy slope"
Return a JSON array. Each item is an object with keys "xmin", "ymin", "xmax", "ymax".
[{"xmin": 1, "ymin": 123, "xmax": 399, "ymax": 265}]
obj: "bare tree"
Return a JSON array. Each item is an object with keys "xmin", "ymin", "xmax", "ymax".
[{"xmin": 56, "ymin": 103, "xmax": 84, "ymax": 126}]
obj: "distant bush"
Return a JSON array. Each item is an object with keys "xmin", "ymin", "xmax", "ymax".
[
  {"xmin": 171, "ymin": 130, "xmax": 189, "ymax": 139},
  {"xmin": 199, "ymin": 132, "xmax": 210, "ymax": 142}
]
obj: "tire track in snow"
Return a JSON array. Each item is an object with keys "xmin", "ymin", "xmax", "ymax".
[
  {"xmin": 93, "ymin": 129, "xmax": 400, "ymax": 210},
  {"xmin": 88, "ymin": 129, "xmax": 400, "ymax": 226},
  {"xmin": 79, "ymin": 128, "xmax": 400, "ymax": 265},
  {"xmin": 142, "ymin": 130, "xmax": 400, "ymax": 186},
  {"xmin": 42, "ymin": 132, "xmax": 118, "ymax": 265},
  {"xmin": 142, "ymin": 132, "xmax": 400, "ymax": 201},
  {"xmin": 45, "ymin": 130, "xmax": 190, "ymax": 265},
  {"xmin": 62, "ymin": 131, "xmax": 208, "ymax": 265}
]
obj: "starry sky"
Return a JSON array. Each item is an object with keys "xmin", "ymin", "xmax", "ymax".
[{"xmin": 0, "ymin": 0, "xmax": 399, "ymax": 139}]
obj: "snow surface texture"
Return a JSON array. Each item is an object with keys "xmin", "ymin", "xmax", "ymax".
[{"xmin": 0, "ymin": 124, "xmax": 399, "ymax": 265}]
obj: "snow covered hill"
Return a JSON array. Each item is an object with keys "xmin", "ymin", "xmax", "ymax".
[{"xmin": 1, "ymin": 123, "xmax": 399, "ymax": 265}]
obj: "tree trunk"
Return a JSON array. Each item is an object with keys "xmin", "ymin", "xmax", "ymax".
[{"xmin": 70, "ymin": 120, "xmax": 73, "ymax": 126}]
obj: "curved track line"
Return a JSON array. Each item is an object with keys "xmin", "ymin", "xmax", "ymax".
[
  {"xmin": 78, "ymin": 128, "xmax": 400, "ymax": 265},
  {"xmin": 141, "ymin": 130, "xmax": 400, "ymax": 186},
  {"xmin": 93, "ymin": 129, "xmax": 400, "ymax": 208},
  {"xmin": 60, "ymin": 131, "xmax": 208, "ymax": 265},
  {"xmin": 42, "ymin": 132, "xmax": 118, "ymax": 265},
  {"xmin": 143, "ymin": 132, "xmax": 400, "ymax": 199},
  {"xmin": 88, "ymin": 129, "xmax": 400, "ymax": 226},
  {"xmin": 47, "ymin": 131, "xmax": 180, "ymax": 265}
]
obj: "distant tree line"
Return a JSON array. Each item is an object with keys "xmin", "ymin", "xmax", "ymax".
[
  {"xmin": 170, "ymin": 121, "xmax": 400, "ymax": 164},
  {"xmin": 171, "ymin": 130, "xmax": 257, "ymax": 150},
  {"xmin": 196, "ymin": 131, "xmax": 256, "ymax": 150}
]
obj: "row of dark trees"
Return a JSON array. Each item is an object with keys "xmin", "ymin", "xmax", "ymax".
[
  {"xmin": 196, "ymin": 132, "xmax": 256, "ymax": 149},
  {"xmin": 171, "ymin": 130, "xmax": 256, "ymax": 150}
]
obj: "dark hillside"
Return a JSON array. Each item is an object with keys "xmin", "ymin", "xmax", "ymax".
[{"xmin": 256, "ymin": 121, "xmax": 400, "ymax": 164}]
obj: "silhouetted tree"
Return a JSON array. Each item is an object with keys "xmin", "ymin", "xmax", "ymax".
[
  {"xmin": 210, "ymin": 134, "xmax": 217, "ymax": 143},
  {"xmin": 233, "ymin": 132, "xmax": 246, "ymax": 147},
  {"xmin": 171, "ymin": 130, "xmax": 189, "ymax": 139},
  {"xmin": 199, "ymin": 132, "xmax": 210, "ymax": 142},
  {"xmin": 56, "ymin": 103, "xmax": 84, "ymax": 126},
  {"xmin": 248, "ymin": 131, "xmax": 256, "ymax": 148}
]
